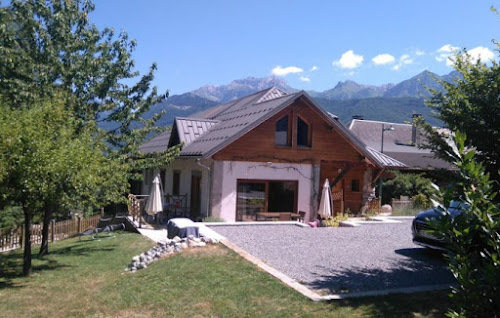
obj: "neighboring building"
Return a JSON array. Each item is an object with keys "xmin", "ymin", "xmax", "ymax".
[
  {"xmin": 139, "ymin": 88, "xmax": 405, "ymax": 222},
  {"xmin": 349, "ymin": 117, "xmax": 453, "ymax": 171}
]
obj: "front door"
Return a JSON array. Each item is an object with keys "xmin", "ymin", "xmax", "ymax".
[{"xmin": 190, "ymin": 171, "xmax": 202, "ymax": 220}]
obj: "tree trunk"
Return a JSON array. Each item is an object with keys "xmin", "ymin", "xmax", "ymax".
[
  {"xmin": 23, "ymin": 208, "xmax": 32, "ymax": 277},
  {"xmin": 39, "ymin": 202, "xmax": 53, "ymax": 256}
]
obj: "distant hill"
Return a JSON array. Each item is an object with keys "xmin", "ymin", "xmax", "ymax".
[{"xmin": 114, "ymin": 70, "xmax": 456, "ymax": 135}]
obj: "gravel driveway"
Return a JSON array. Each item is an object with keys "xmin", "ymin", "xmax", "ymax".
[{"xmin": 209, "ymin": 219, "xmax": 455, "ymax": 295}]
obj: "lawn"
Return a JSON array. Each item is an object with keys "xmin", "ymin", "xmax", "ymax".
[{"xmin": 0, "ymin": 232, "xmax": 451, "ymax": 317}]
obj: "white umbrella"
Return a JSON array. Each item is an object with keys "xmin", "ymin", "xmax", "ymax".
[
  {"xmin": 318, "ymin": 179, "xmax": 333, "ymax": 218},
  {"xmin": 145, "ymin": 174, "xmax": 164, "ymax": 216}
]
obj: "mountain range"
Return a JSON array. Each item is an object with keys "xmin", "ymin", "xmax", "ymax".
[{"xmin": 141, "ymin": 70, "xmax": 457, "ymax": 129}]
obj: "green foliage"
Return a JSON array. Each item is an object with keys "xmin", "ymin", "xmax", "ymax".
[
  {"xmin": 424, "ymin": 44, "xmax": 500, "ymax": 194},
  {"xmin": 321, "ymin": 214, "xmax": 349, "ymax": 227},
  {"xmin": 202, "ymin": 216, "xmax": 226, "ymax": 223},
  {"xmin": 412, "ymin": 193, "xmax": 432, "ymax": 209},
  {"xmin": 0, "ymin": 206, "xmax": 23, "ymax": 229},
  {"xmin": 430, "ymin": 131, "xmax": 500, "ymax": 317},
  {"xmin": 382, "ymin": 171, "xmax": 436, "ymax": 205}
]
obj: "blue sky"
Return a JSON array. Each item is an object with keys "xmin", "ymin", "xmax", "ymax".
[{"xmin": 89, "ymin": 0, "xmax": 499, "ymax": 95}]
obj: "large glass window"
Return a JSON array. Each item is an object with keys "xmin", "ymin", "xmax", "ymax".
[
  {"xmin": 172, "ymin": 170, "xmax": 181, "ymax": 195},
  {"xmin": 236, "ymin": 180, "xmax": 298, "ymax": 221},
  {"xmin": 297, "ymin": 116, "xmax": 310, "ymax": 147},
  {"xmin": 275, "ymin": 115, "xmax": 290, "ymax": 146}
]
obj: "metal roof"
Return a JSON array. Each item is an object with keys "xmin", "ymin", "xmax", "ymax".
[
  {"xmin": 365, "ymin": 147, "xmax": 407, "ymax": 169},
  {"xmin": 179, "ymin": 88, "xmax": 300, "ymax": 157},
  {"xmin": 174, "ymin": 117, "xmax": 220, "ymax": 147},
  {"xmin": 139, "ymin": 130, "xmax": 171, "ymax": 154}
]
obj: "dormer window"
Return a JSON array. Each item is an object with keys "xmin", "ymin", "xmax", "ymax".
[
  {"xmin": 275, "ymin": 115, "xmax": 290, "ymax": 146},
  {"xmin": 297, "ymin": 116, "xmax": 311, "ymax": 147}
]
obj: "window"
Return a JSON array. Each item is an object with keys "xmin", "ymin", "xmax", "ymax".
[
  {"xmin": 236, "ymin": 180, "xmax": 298, "ymax": 221},
  {"xmin": 351, "ymin": 179, "xmax": 360, "ymax": 192},
  {"xmin": 297, "ymin": 116, "xmax": 310, "ymax": 147},
  {"xmin": 172, "ymin": 170, "xmax": 181, "ymax": 195},
  {"xmin": 275, "ymin": 115, "xmax": 290, "ymax": 146}
]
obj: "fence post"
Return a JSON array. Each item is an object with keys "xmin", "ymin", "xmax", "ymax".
[
  {"xmin": 51, "ymin": 219, "xmax": 55, "ymax": 242},
  {"xmin": 100, "ymin": 207, "xmax": 104, "ymax": 216},
  {"xmin": 77, "ymin": 216, "xmax": 81, "ymax": 234}
]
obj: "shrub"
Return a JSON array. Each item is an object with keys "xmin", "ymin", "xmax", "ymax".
[
  {"xmin": 382, "ymin": 171, "xmax": 436, "ymax": 205},
  {"xmin": 412, "ymin": 193, "xmax": 432, "ymax": 209},
  {"xmin": 202, "ymin": 216, "xmax": 226, "ymax": 223},
  {"xmin": 322, "ymin": 214, "xmax": 349, "ymax": 227}
]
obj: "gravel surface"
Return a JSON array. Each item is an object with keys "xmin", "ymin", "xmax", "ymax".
[{"xmin": 209, "ymin": 219, "xmax": 454, "ymax": 294}]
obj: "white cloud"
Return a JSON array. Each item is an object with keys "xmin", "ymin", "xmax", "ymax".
[
  {"xmin": 310, "ymin": 66, "xmax": 319, "ymax": 71},
  {"xmin": 299, "ymin": 76, "xmax": 311, "ymax": 82},
  {"xmin": 332, "ymin": 50, "xmax": 364, "ymax": 69},
  {"xmin": 415, "ymin": 49, "xmax": 425, "ymax": 56},
  {"xmin": 271, "ymin": 65, "xmax": 303, "ymax": 76},
  {"xmin": 372, "ymin": 53, "xmax": 395, "ymax": 65},
  {"xmin": 392, "ymin": 54, "xmax": 414, "ymax": 71},
  {"xmin": 435, "ymin": 44, "xmax": 459, "ymax": 66},
  {"xmin": 467, "ymin": 46, "xmax": 495, "ymax": 64}
]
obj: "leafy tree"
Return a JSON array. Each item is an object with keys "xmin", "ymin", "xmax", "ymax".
[
  {"xmin": 0, "ymin": 0, "xmax": 180, "ymax": 271},
  {"xmin": 424, "ymin": 44, "xmax": 500, "ymax": 194},
  {"xmin": 430, "ymin": 132, "xmax": 499, "ymax": 317},
  {"xmin": 0, "ymin": 98, "xmax": 130, "ymax": 275}
]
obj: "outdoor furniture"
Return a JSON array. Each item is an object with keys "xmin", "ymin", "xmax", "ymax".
[
  {"xmin": 167, "ymin": 218, "xmax": 199, "ymax": 239},
  {"xmin": 164, "ymin": 194, "xmax": 188, "ymax": 218},
  {"xmin": 78, "ymin": 216, "xmax": 112, "ymax": 240},
  {"xmin": 279, "ymin": 212, "xmax": 292, "ymax": 221}
]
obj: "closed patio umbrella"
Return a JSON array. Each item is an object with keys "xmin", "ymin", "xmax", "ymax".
[
  {"xmin": 145, "ymin": 174, "xmax": 164, "ymax": 217},
  {"xmin": 318, "ymin": 179, "xmax": 333, "ymax": 219}
]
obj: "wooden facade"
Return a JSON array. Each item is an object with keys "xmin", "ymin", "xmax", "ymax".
[{"xmin": 213, "ymin": 98, "xmax": 377, "ymax": 215}]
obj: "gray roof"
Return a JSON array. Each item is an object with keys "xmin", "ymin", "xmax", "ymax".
[
  {"xmin": 180, "ymin": 88, "xmax": 300, "ymax": 157},
  {"xmin": 349, "ymin": 119, "xmax": 452, "ymax": 170},
  {"xmin": 173, "ymin": 117, "xmax": 220, "ymax": 147},
  {"xmin": 139, "ymin": 130, "xmax": 171, "ymax": 154},
  {"xmin": 139, "ymin": 87, "xmax": 408, "ymax": 169}
]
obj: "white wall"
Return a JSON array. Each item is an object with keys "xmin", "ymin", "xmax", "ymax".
[{"xmin": 211, "ymin": 161, "xmax": 314, "ymax": 222}]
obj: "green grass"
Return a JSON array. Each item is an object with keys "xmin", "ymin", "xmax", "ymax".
[
  {"xmin": 391, "ymin": 206, "xmax": 425, "ymax": 216},
  {"xmin": 0, "ymin": 232, "xmax": 451, "ymax": 317}
]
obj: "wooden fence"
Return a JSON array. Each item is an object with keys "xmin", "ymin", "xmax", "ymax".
[{"xmin": 0, "ymin": 214, "xmax": 102, "ymax": 253}]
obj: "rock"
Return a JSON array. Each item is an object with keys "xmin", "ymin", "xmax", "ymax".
[
  {"xmin": 180, "ymin": 242, "xmax": 188, "ymax": 249},
  {"xmin": 172, "ymin": 236, "xmax": 182, "ymax": 243},
  {"xmin": 380, "ymin": 204, "xmax": 393, "ymax": 215},
  {"xmin": 192, "ymin": 237, "xmax": 201, "ymax": 243},
  {"xmin": 132, "ymin": 255, "xmax": 140, "ymax": 262}
]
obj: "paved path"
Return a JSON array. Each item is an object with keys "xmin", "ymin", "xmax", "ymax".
[{"xmin": 209, "ymin": 219, "xmax": 455, "ymax": 296}]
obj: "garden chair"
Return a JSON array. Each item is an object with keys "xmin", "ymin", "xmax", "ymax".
[
  {"xmin": 298, "ymin": 211, "xmax": 306, "ymax": 223},
  {"xmin": 78, "ymin": 216, "xmax": 112, "ymax": 240}
]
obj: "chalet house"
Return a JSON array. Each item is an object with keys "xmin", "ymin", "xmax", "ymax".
[
  {"xmin": 139, "ymin": 88, "xmax": 406, "ymax": 222},
  {"xmin": 348, "ymin": 117, "xmax": 453, "ymax": 171}
]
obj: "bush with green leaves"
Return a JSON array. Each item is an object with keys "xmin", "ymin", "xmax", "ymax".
[
  {"xmin": 431, "ymin": 132, "xmax": 499, "ymax": 317},
  {"xmin": 412, "ymin": 193, "xmax": 432, "ymax": 209},
  {"xmin": 321, "ymin": 214, "xmax": 349, "ymax": 227},
  {"xmin": 382, "ymin": 171, "xmax": 435, "ymax": 205},
  {"xmin": 202, "ymin": 216, "xmax": 226, "ymax": 223}
]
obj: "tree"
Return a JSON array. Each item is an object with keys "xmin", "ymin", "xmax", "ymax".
[
  {"xmin": 430, "ymin": 132, "xmax": 500, "ymax": 317},
  {"xmin": 424, "ymin": 44, "xmax": 500, "ymax": 193},
  {"xmin": 0, "ymin": 98, "xmax": 130, "ymax": 274},
  {"xmin": 0, "ymin": 0, "xmax": 180, "ymax": 269}
]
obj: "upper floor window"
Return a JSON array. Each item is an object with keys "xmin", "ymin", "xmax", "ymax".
[
  {"xmin": 297, "ymin": 116, "xmax": 310, "ymax": 147},
  {"xmin": 275, "ymin": 115, "xmax": 290, "ymax": 146}
]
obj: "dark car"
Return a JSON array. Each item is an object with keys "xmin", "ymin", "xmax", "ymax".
[{"xmin": 412, "ymin": 200, "xmax": 469, "ymax": 250}]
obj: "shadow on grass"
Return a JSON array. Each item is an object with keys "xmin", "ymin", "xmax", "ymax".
[
  {"xmin": 0, "ymin": 236, "xmax": 121, "ymax": 290},
  {"xmin": 306, "ymin": 247, "xmax": 454, "ymax": 295},
  {"xmin": 334, "ymin": 290, "xmax": 451, "ymax": 318}
]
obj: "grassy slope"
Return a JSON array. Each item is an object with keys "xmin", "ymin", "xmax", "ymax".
[{"xmin": 0, "ymin": 232, "xmax": 450, "ymax": 317}]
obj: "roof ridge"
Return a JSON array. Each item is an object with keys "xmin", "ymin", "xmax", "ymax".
[{"xmin": 176, "ymin": 116, "xmax": 221, "ymax": 123}]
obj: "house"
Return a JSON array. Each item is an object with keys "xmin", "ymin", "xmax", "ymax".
[
  {"xmin": 348, "ymin": 116, "xmax": 454, "ymax": 171},
  {"xmin": 139, "ymin": 88, "xmax": 406, "ymax": 222}
]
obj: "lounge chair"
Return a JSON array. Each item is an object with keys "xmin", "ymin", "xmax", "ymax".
[
  {"xmin": 103, "ymin": 214, "xmax": 126, "ymax": 233},
  {"xmin": 78, "ymin": 216, "xmax": 112, "ymax": 240}
]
